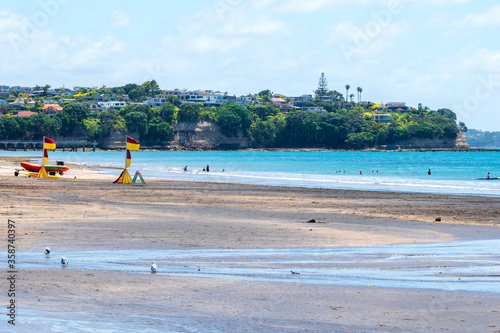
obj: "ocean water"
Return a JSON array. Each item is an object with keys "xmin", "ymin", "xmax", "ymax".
[{"xmin": 2, "ymin": 151, "xmax": 499, "ymax": 197}]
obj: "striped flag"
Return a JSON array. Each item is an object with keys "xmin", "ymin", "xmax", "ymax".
[
  {"xmin": 44, "ymin": 137, "xmax": 56, "ymax": 150},
  {"xmin": 126, "ymin": 136, "xmax": 140, "ymax": 151},
  {"xmin": 126, "ymin": 149, "xmax": 131, "ymax": 169},
  {"xmin": 43, "ymin": 149, "xmax": 48, "ymax": 166}
]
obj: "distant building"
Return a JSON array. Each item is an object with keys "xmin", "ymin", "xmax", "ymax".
[
  {"xmin": 360, "ymin": 101, "xmax": 376, "ymax": 109},
  {"xmin": 144, "ymin": 97, "xmax": 166, "ymax": 108},
  {"xmin": 9, "ymin": 98, "xmax": 35, "ymax": 109},
  {"xmin": 98, "ymin": 101, "xmax": 126, "ymax": 110},
  {"xmin": 0, "ymin": 92, "xmax": 13, "ymax": 99},
  {"xmin": 41, "ymin": 104, "xmax": 63, "ymax": 117},
  {"xmin": 13, "ymin": 111, "xmax": 37, "ymax": 117},
  {"xmin": 302, "ymin": 106, "xmax": 326, "ymax": 113},
  {"xmin": 290, "ymin": 95, "xmax": 313, "ymax": 107},
  {"xmin": 341, "ymin": 102, "xmax": 354, "ymax": 110},
  {"xmin": 0, "ymin": 100, "xmax": 6, "ymax": 105},
  {"xmin": 0, "ymin": 85, "xmax": 10, "ymax": 92},
  {"xmin": 386, "ymin": 102, "xmax": 410, "ymax": 112},
  {"xmin": 373, "ymin": 114, "xmax": 392, "ymax": 124},
  {"xmin": 87, "ymin": 103, "xmax": 103, "ymax": 114}
]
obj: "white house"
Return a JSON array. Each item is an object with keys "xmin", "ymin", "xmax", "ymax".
[
  {"xmin": 302, "ymin": 106, "xmax": 326, "ymax": 113},
  {"xmin": 0, "ymin": 85, "xmax": 9, "ymax": 92},
  {"xmin": 203, "ymin": 93, "xmax": 224, "ymax": 107},
  {"xmin": 87, "ymin": 103, "xmax": 103, "ymax": 114},
  {"xmin": 98, "ymin": 101, "xmax": 126, "ymax": 109},
  {"xmin": 144, "ymin": 97, "xmax": 167, "ymax": 108}
]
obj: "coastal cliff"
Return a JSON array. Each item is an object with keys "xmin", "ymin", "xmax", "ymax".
[
  {"xmin": 378, "ymin": 131, "xmax": 469, "ymax": 150},
  {"xmin": 97, "ymin": 121, "xmax": 469, "ymax": 151},
  {"xmin": 174, "ymin": 121, "xmax": 251, "ymax": 150}
]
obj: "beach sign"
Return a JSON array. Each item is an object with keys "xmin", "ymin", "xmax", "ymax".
[
  {"xmin": 114, "ymin": 169, "xmax": 133, "ymax": 184},
  {"xmin": 132, "ymin": 171, "xmax": 146, "ymax": 184},
  {"xmin": 114, "ymin": 136, "xmax": 144, "ymax": 184},
  {"xmin": 37, "ymin": 165, "xmax": 49, "ymax": 178}
]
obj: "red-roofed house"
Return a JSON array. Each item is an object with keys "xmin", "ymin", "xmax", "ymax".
[
  {"xmin": 42, "ymin": 104, "xmax": 63, "ymax": 117},
  {"xmin": 13, "ymin": 111, "xmax": 37, "ymax": 117}
]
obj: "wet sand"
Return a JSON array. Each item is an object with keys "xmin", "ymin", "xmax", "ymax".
[{"xmin": 1, "ymin": 157, "xmax": 500, "ymax": 332}]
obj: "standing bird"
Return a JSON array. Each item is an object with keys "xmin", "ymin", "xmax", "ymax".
[
  {"xmin": 151, "ymin": 261, "xmax": 157, "ymax": 273},
  {"xmin": 44, "ymin": 247, "xmax": 51, "ymax": 255},
  {"xmin": 61, "ymin": 257, "xmax": 68, "ymax": 265}
]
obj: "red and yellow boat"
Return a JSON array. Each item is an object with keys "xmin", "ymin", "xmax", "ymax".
[{"xmin": 17, "ymin": 162, "xmax": 69, "ymax": 176}]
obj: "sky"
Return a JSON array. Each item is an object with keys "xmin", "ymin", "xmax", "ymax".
[{"xmin": 0, "ymin": 0, "xmax": 499, "ymax": 130}]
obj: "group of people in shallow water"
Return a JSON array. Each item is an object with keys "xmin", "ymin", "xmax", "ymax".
[
  {"xmin": 183, "ymin": 165, "xmax": 225, "ymax": 173},
  {"xmin": 335, "ymin": 170, "xmax": 379, "ymax": 175},
  {"xmin": 428, "ymin": 168, "xmax": 493, "ymax": 179}
]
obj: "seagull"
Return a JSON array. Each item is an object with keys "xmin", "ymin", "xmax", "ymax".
[
  {"xmin": 44, "ymin": 247, "xmax": 51, "ymax": 255},
  {"xmin": 151, "ymin": 261, "xmax": 157, "ymax": 273},
  {"xmin": 61, "ymin": 257, "xmax": 68, "ymax": 265}
]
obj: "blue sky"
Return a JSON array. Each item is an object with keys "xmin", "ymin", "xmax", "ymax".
[{"xmin": 1, "ymin": 0, "xmax": 499, "ymax": 130}]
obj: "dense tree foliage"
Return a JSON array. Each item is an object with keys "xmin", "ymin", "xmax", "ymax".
[{"xmin": 0, "ymin": 86, "xmax": 464, "ymax": 149}]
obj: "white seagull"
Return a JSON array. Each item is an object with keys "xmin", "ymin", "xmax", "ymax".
[
  {"xmin": 151, "ymin": 261, "xmax": 157, "ymax": 273},
  {"xmin": 61, "ymin": 257, "xmax": 68, "ymax": 265},
  {"xmin": 44, "ymin": 247, "xmax": 51, "ymax": 255}
]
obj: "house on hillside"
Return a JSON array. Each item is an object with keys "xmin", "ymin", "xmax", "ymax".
[
  {"xmin": 360, "ymin": 101, "xmax": 376, "ymax": 109},
  {"xmin": 9, "ymin": 98, "xmax": 35, "ymax": 110},
  {"xmin": 41, "ymin": 104, "xmax": 63, "ymax": 117},
  {"xmin": 373, "ymin": 114, "xmax": 392, "ymax": 124},
  {"xmin": 10, "ymin": 86, "xmax": 24, "ymax": 93},
  {"xmin": 0, "ymin": 100, "xmax": 6, "ymax": 106},
  {"xmin": 290, "ymin": 95, "xmax": 313, "ymax": 107},
  {"xmin": 386, "ymin": 102, "xmax": 410, "ymax": 112},
  {"xmin": 87, "ymin": 103, "xmax": 103, "ymax": 114},
  {"xmin": 144, "ymin": 97, "xmax": 167, "ymax": 108},
  {"xmin": 0, "ymin": 85, "xmax": 10, "ymax": 92},
  {"xmin": 341, "ymin": 102, "xmax": 354, "ymax": 110},
  {"xmin": 13, "ymin": 111, "xmax": 37, "ymax": 117},
  {"xmin": 303, "ymin": 106, "xmax": 326, "ymax": 113},
  {"xmin": 0, "ymin": 92, "xmax": 13, "ymax": 99},
  {"xmin": 98, "ymin": 101, "xmax": 126, "ymax": 110}
]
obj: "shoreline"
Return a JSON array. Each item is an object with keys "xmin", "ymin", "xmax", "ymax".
[{"xmin": 1, "ymin": 147, "xmax": 499, "ymax": 153}]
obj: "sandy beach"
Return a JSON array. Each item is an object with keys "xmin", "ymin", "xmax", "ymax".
[{"xmin": 1, "ymin": 156, "xmax": 499, "ymax": 332}]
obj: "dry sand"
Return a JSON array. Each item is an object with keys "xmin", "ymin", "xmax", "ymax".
[{"xmin": 1, "ymin": 156, "xmax": 499, "ymax": 332}]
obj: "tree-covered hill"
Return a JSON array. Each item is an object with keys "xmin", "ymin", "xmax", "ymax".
[{"xmin": 0, "ymin": 100, "xmax": 462, "ymax": 149}]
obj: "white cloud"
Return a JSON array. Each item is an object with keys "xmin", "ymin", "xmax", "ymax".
[
  {"xmin": 187, "ymin": 35, "xmax": 245, "ymax": 54},
  {"xmin": 220, "ymin": 14, "xmax": 288, "ymax": 35},
  {"xmin": 276, "ymin": 0, "xmax": 369, "ymax": 13},
  {"xmin": 431, "ymin": 0, "xmax": 470, "ymax": 6},
  {"xmin": 110, "ymin": 10, "xmax": 131, "ymax": 28},
  {"xmin": 461, "ymin": 5, "xmax": 500, "ymax": 26},
  {"xmin": 460, "ymin": 49, "xmax": 500, "ymax": 72}
]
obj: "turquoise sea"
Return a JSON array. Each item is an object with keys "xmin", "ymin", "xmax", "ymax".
[{"xmin": 2, "ymin": 151, "xmax": 499, "ymax": 197}]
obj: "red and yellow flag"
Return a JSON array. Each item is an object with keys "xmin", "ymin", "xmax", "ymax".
[
  {"xmin": 126, "ymin": 136, "xmax": 140, "ymax": 151},
  {"xmin": 43, "ymin": 149, "xmax": 48, "ymax": 166},
  {"xmin": 44, "ymin": 137, "xmax": 56, "ymax": 150},
  {"xmin": 126, "ymin": 149, "xmax": 131, "ymax": 169}
]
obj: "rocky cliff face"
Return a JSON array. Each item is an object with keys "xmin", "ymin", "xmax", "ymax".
[
  {"xmin": 175, "ymin": 121, "xmax": 251, "ymax": 150},
  {"xmin": 99, "ymin": 123, "xmax": 469, "ymax": 151},
  {"xmin": 378, "ymin": 131, "xmax": 470, "ymax": 150}
]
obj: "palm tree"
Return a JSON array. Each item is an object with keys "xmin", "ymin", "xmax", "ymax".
[
  {"xmin": 349, "ymin": 93, "xmax": 355, "ymax": 102},
  {"xmin": 345, "ymin": 85, "xmax": 350, "ymax": 102},
  {"xmin": 357, "ymin": 87, "xmax": 363, "ymax": 103}
]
